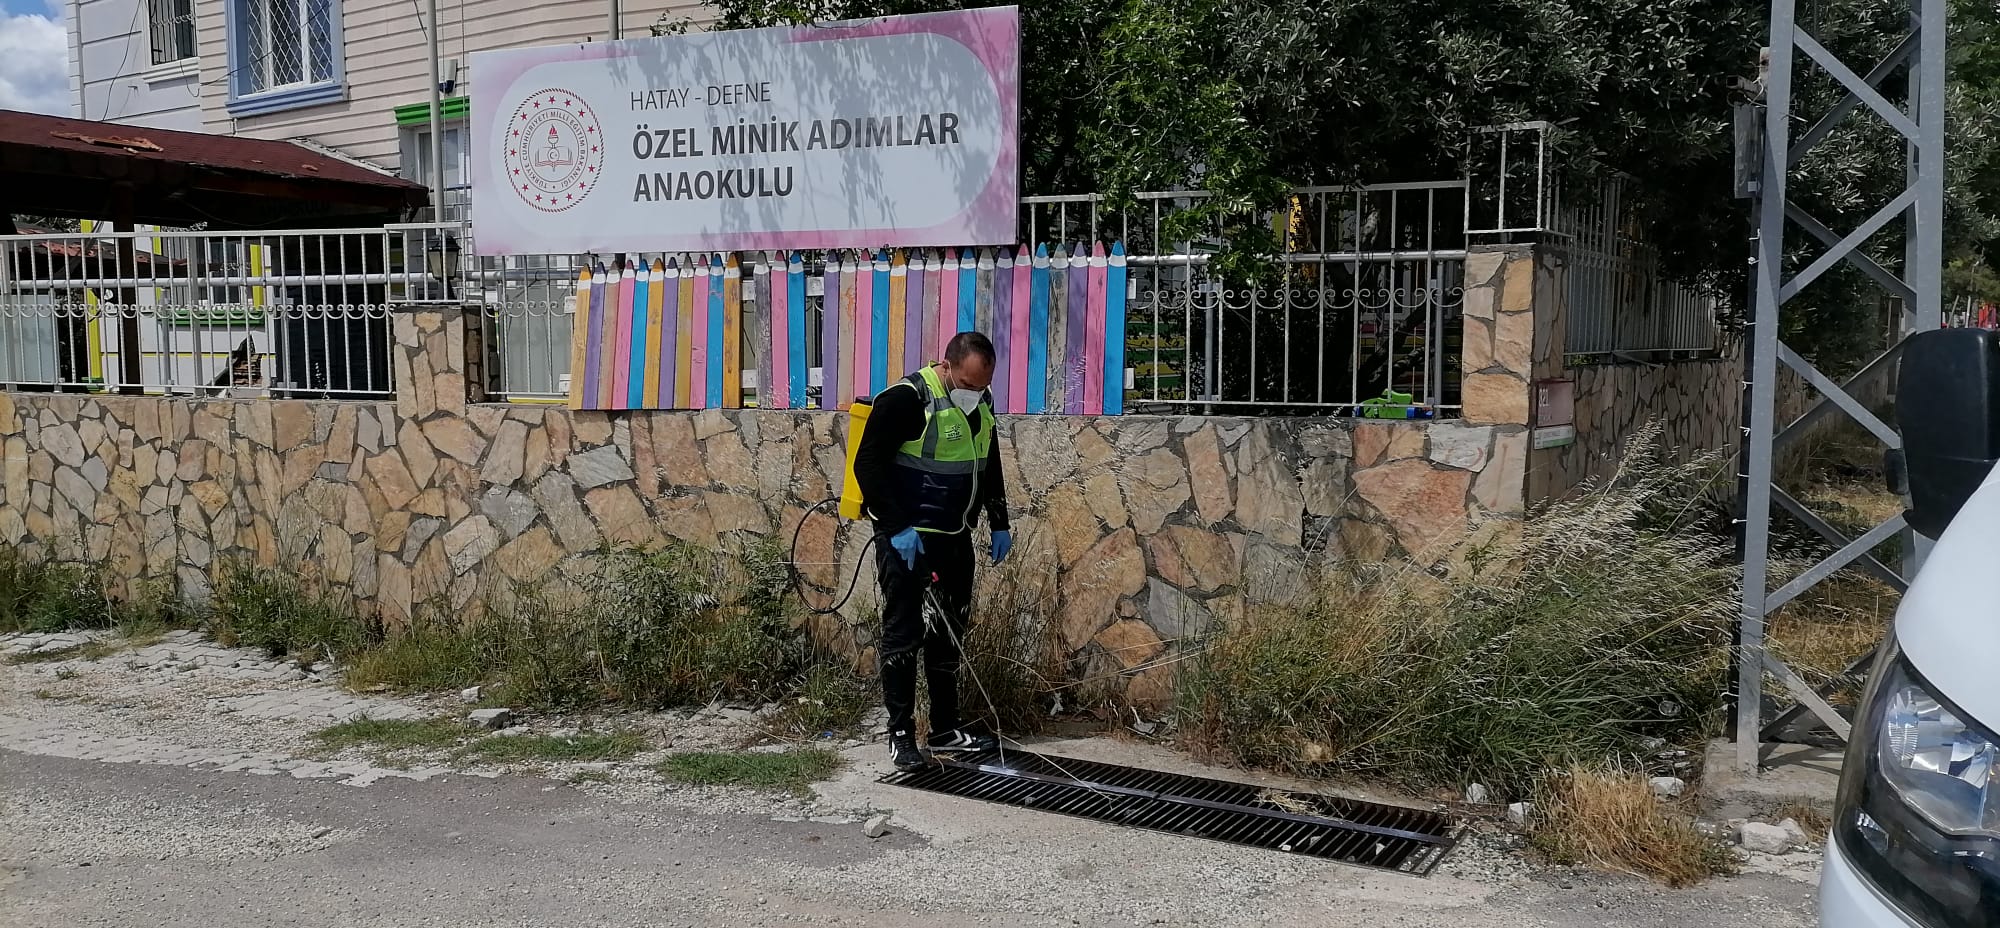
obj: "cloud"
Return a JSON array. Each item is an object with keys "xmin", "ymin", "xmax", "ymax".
[{"xmin": 0, "ymin": 6, "xmax": 70, "ymax": 116}]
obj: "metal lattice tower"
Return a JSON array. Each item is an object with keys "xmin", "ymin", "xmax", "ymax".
[{"xmin": 1736, "ymin": 0, "xmax": 1947, "ymax": 770}]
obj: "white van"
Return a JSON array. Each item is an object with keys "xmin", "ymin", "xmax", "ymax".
[{"xmin": 1819, "ymin": 328, "xmax": 2000, "ymax": 927}]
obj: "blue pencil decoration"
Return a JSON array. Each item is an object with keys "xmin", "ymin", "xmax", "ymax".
[
  {"xmin": 629, "ymin": 259, "xmax": 651, "ymax": 409},
  {"xmin": 870, "ymin": 250, "xmax": 891, "ymax": 394},
  {"xmin": 787, "ymin": 251, "xmax": 808, "ymax": 408},
  {"xmin": 956, "ymin": 249, "xmax": 977, "ymax": 335},
  {"xmin": 707, "ymin": 254, "xmax": 726, "ymax": 407},
  {"xmin": 1105, "ymin": 242, "xmax": 1128, "ymax": 415},
  {"xmin": 1027, "ymin": 244, "xmax": 1051, "ymax": 413}
]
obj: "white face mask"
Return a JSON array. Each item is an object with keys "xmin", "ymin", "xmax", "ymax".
[{"xmin": 950, "ymin": 389, "xmax": 983, "ymax": 415}]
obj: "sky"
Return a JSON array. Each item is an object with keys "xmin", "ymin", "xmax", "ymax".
[{"xmin": 0, "ymin": 0, "xmax": 71, "ymax": 116}]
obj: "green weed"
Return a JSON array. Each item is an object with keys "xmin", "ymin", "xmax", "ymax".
[
  {"xmin": 312, "ymin": 717, "xmax": 466, "ymax": 753},
  {"xmin": 453, "ymin": 731, "xmax": 647, "ymax": 764},
  {"xmin": 208, "ymin": 563, "xmax": 374, "ymax": 662},
  {"xmin": 655, "ymin": 748, "xmax": 844, "ymax": 795},
  {"xmin": 0, "ymin": 549, "xmax": 113, "ymax": 634},
  {"xmin": 428, "ymin": 541, "xmax": 810, "ymax": 712},
  {"xmin": 763, "ymin": 662, "xmax": 873, "ymax": 738},
  {"xmin": 341, "ymin": 614, "xmax": 493, "ymax": 694}
]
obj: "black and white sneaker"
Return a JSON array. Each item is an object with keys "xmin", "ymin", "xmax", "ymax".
[
  {"xmin": 888, "ymin": 730, "xmax": 927, "ymax": 770},
  {"xmin": 926, "ymin": 726, "xmax": 999, "ymax": 754}
]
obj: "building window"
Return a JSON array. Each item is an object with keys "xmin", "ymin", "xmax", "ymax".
[
  {"xmin": 225, "ymin": 0, "xmax": 344, "ymax": 116},
  {"xmin": 400, "ymin": 122, "xmax": 470, "ymax": 220},
  {"xmin": 148, "ymin": 0, "xmax": 196, "ymax": 64}
]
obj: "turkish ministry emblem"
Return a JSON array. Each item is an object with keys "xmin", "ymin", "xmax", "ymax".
[{"xmin": 506, "ymin": 88, "xmax": 603, "ymax": 213}]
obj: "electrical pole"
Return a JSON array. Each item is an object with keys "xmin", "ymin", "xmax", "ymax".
[
  {"xmin": 1735, "ymin": 0, "xmax": 1947, "ymax": 770},
  {"xmin": 425, "ymin": 0, "xmax": 446, "ymax": 222}
]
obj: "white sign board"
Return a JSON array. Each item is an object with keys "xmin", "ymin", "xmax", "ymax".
[{"xmin": 469, "ymin": 8, "xmax": 1021, "ymax": 256}]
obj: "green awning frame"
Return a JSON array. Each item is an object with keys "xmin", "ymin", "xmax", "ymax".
[{"xmin": 394, "ymin": 97, "xmax": 469, "ymax": 126}]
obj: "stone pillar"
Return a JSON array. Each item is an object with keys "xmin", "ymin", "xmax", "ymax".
[
  {"xmin": 1458, "ymin": 245, "xmax": 1537, "ymax": 515},
  {"xmin": 392, "ymin": 307, "xmax": 474, "ymax": 422}
]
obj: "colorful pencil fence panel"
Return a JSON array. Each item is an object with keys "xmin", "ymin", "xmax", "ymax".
[{"xmin": 564, "ymin": 245, "xmax": 1135, "ymax": 415}]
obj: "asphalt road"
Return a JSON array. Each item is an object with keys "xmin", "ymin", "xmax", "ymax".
[{"xmin": 0, "ymin": 747, "xmax": 1823, "ymax": 928}]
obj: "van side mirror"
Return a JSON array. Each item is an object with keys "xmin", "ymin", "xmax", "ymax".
[{"xmin": 1897, "ymin": 328, "xmax": 2000, "ymax": 538}]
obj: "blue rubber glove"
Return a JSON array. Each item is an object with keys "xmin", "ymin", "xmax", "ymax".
[
  {"xmin": 889, "ymin": 527, "xmax": 924, "ymax": 569},
  {"xmin": 990, "ymin": 529, "xmax": 1012, "ymax": 565}
]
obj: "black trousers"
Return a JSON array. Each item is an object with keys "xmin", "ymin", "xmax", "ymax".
[{"xmin": 876, "ymin": 528, "xmax": 974, "ymax": 736}]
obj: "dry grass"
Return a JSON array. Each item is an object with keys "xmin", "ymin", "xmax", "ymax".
[
  {"xmin": 958, "ymin": 528, "xmax": 1070, "ymax": 734},
  {"xmin": 5, "ymin": 641, "xmax": 101, "ymax": 664},
  {"xmin": 1775, "ymin": 798, "xmax": 1833, "ymax": 843},
  {"xmin": 1531, "ymin": 766, "xmax": 1739, "ymax": 887},
  {"xmin": 1178, "ymin": 424, "xmax": 1737, "ymax": 795},
  {"xmin": 1768, "ymin": 573, "xmax": 1892, "ymax": 707},
  {"xmin": 1767, "ymin": 421, "xmax": 1902, "ymax": 708}
]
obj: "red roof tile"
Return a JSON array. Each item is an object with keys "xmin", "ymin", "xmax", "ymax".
[{"xmin": 0, "ymin": 109, "xmax": 424, "ymax": 192}]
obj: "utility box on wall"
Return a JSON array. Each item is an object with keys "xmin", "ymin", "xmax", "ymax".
[{"xmin": 1533, "ymin": 378, "xmax": 1575, "ymax": 449}]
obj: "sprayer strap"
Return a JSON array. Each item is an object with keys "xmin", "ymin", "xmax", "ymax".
[{"xmin": 894, "ymin": 453, "xmax": 985, "ymax": 475}]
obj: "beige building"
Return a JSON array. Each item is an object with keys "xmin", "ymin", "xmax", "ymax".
[{"xmin": 71, "ymin": 0, "xmax": 712, "ymax": 216}]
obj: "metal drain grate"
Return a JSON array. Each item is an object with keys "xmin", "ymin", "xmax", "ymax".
[{"xmin": 881, "ymin": 750, "xmax": 1459, "ymax": 874}]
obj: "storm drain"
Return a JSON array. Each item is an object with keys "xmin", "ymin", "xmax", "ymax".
[{"xmin": 881, "ymin": 749, "xmax": 1459, "ymax": 874}]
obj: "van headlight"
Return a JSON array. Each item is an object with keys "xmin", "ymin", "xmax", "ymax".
[{"xmin": 1836, "ymin": 653, "xmax": 2000, "ymax": 926}]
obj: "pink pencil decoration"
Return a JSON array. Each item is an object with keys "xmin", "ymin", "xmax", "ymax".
[
  {"xmin": 1000, "ymin": 248, "xmax": 1032, "ymax": 412},
  {"xmin": 1085, "ymin": 242, "xmax": 1109, "ymax": 415},
  {"xmin": 608, "ymin": 262, "xmax": 636, "ymax": 410},
  {"xmin": 769, "ymin": 251, "xmax": 791, "ymax": 409},
  {"xmin": 837, "ymin": 251, "xmax": 858, "ymax": 408},
  {"xmin": 691, "ymin": 255, "xmax": 711, "ymax": 408},
  {"xmin": 936, "ymin": 248, "xmax": 959, "ymax": 356},
  {"xmin": 1008, "ymin": 247, "xmax": 1032, "ymax": 414},
  {"xmin": 922, "ymin": 250, "xmax": 943, "ymax": 361},
  {"xmin": 853, "ymin": 251, "xmax": 875, "ymax": 400}
]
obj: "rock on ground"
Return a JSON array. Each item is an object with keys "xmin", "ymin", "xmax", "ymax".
[
  {"xmin": 1506, "ymin": 802, "xmax": 1533, "ymax": 825},
  {"xmin": 1738, "ymin": 822, "xmax": 1794, "ymax": 854}
]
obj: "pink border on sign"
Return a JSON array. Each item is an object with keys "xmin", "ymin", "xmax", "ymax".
[
  {"xmin": 472, "ymin": 8, "xmax": 1021, "ymax": 256},
  {"xmin": 784, "ymin": 7, "xmax": 1021, "ymax": 247}
]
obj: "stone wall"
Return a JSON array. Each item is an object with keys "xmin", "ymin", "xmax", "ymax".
[
  {"xmin": 1524, "ymin": 243, "xmax": 1748, "ymax": 501},
  {"xmin": 0, "ymin": 307, "xmax": 1527, "ymax": 706}
]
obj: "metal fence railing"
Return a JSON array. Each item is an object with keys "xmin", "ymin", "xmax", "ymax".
[
  {"xmin": 0, "ymin": 224, "xmax": 463, "ymax": 398},
  {"xmin": 1551, "ymin": 177, "xmax": 1720, "ymax": 356},
  {"xmin": 472, "ymin": 182, "xmax": 1469, "ymax": 413},
  {"xmin": 1019, "ymin": 184, "xmax": 1467, "ymax": 412},
  {"xmin": 0, "ymin": 125, "xmax": 1720, "ymax": 410}
]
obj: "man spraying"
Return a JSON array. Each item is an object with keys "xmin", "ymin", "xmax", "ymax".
[{"xmin": 851, "ymin": 331, "xmax": 1012, "ymax": 770}]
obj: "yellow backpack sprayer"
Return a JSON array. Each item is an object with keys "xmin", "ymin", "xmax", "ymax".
[
  {"xmin": 787, "ymin": 396, "xmax": 879, "ymax": 615},
  {"xmin": 837, "ymin": 397, "xmax": 872, "ymax": 520}
]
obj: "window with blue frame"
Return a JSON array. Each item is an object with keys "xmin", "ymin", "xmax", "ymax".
[{"xmin": 226, "ymin": 0, "xmax": 343, "ymax": 115}]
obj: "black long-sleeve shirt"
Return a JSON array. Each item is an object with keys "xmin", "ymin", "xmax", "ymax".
[{"xmin": 852, "ymin": 378, "xmax": 1010, "ymax": 535}]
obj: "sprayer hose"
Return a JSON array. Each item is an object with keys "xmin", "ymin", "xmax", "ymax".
[{"xmin": 789, "ymin": 497, "xmax": 877, "ymax": 616}]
